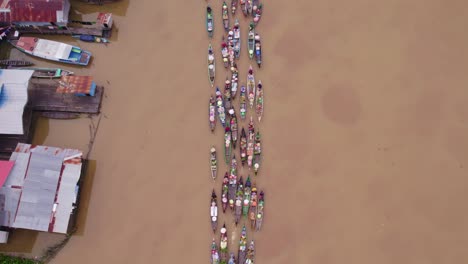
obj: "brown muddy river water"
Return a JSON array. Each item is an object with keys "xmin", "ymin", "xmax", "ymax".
[{"xmin": 3, "ymin": 0, "xmax": 468, "ymax": 263}]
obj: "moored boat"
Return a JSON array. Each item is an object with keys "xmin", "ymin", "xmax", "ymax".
[
  {"xmin": 224, "ymin": 78, "xmax": 232, "ymax": 110},
  {"xmin": 240, "ymin": 128, "xmax": 248, "ymax": 166},
  {"xmin": 240, "ymin": 85, "xmax": 247, "ymax": 120},
  {"xmin": 255, "ymin": 190, "xmax": 264, "ymax": 231},
  {"xmin": 253, "ymin": 131, "xmax": 262, "ymax": 175},
  {"xmin": 227, "ymin": 31, "xmax": 235, "ymax": 67},
  {"xmin": 247, "ymin": 117, "xmax": 255, "ymax": 168},
  {"xmin": 207, "ymin": 5, "xmax": 214, "ymax": 38},
  {"xmin": 254, "ymin": 33, "xmax": 262, "ymax": 67},
  {"xmin": 224, "ymin": 126, "xmax": 232, "ymax": 164},
  {"xmin": 0, "ymin": 60, "xmax": 33, "ymax": 67},
  {"xmin": 253, "ymin": 3, "xmax": 263, "ymax": 25},
  {"xmin": 255, "ymin": 81, "xmax": 264, "ymax": 121},
  {"xmin": 238, "ymin": 225, "xmax": 248, "ymax": 264},
  {"xmin": 230, "ymin": 112, "xmax": 238, "ymax": 149},
  {"xmin": 210, "ymin": 189, "xmax": 218, "ymax": 233},
  {"xmin": 222, "ymin": 2, "xmax": 230, "ymax": 31},
  {"xmin": 228, "ymin": 253, "xmax": 236, "ymax": 264},
  {"xmin": 221, "ymin": 37, "xmax": 229, "ymax": 68},
  {"xmin": 220, "ymin": 224, "xmax": 228, "ymax": 262},
  {"xmin": 233, "ymin": 20, "xmax": 241, "ymax": 59},
  {"xmin": 230, "ymin": 64, "xmax": 239, "ymax": 98},
  {"xmin": 228, "ymin": 155, "xmax": 238, "ymax": 211},
  {"xmin": 249, "ymin": 185, "xmax": 258, "ymax": 229},
  {"xmin": 40, "ymin": 112, "xmax": 80, "ymax": 120},
  {"xmin": 9, "ymin": 37, "xmax": 92, "ymax": 66},
  {"xmin": 240, "ymin": 0, "xmax": 248, "ymax": 16},
  {"xmin": 210, "ymin": 146, "xmax": 217, "ymax": 180},
  {"xmin": 245, "ymin": 240, "xmax": 255, "ymax": 264},
  {"xmin": 17, "ymin": 67, "xmax": 74, "ymax": 79},
  {"xmin": 72, "ymin": 34, "xmax": 109, "ymax": 43},
  {"xmin": 211, "ymin": 238, "xmax": 220, "ymax": 264},
  {"xmin": 247, "ymin": 23, "xmax": 255, "ymax": 59},
  {"xmin": 246, "ymin": 0, "xmax": 253, "ymax": 15},
  {"xmin": 209, "ymin": 96, "xmax": 217, "ymax": 132},
  {"xmin": 243, "ymin": 176, "xmax": 252, "ymax": 217},
  {"xmin": 235, "ymin": 176, "xmax": 244, "ymax": 225},
  {"xmin": 222, "ymin": 173, "xmax": 229, "ymax": 213},
  {"xmin": 208, "ymin": 43, "xmax": 216, "ymax": 87},
  {"xmin": 231, "ymin": 0, "xmax": 238, "ymax": 14},
  {"xmin": 247, "ymin": 66, "xmax": 256, "ymax": 109},
  {"xmin": 216, "ymin": 87, "xmax": 227, "ymax": 127}
]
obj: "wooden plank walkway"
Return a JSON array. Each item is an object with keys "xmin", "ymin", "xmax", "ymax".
[
  {"xmin": 29, "ymin": 81, "xmax": 104, "ymax": 114},
  {"xmin": 12, "ymin": 27, "xmax": 107, "ymax": 37}
]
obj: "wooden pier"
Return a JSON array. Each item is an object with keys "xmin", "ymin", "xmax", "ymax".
[
  {"xmin": 10, "ymin": 26, "xmax": 111, "ymax": 38},
  {"xmin": 29, "ymin": 81, "xmax": 104, "ymax": 114},
  {"xmin": 0, "ymin": 81, "xmax": 104, "ymax": 159}
]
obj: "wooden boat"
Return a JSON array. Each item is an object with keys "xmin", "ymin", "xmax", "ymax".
[
  {"xmin": 246, "ymin": 0, "xmax": 253, "ymax": 15},
  {"xmin": 220, "ymin": 224, "xmax": 228, "ymax": 262},
  {"xmin": 240, "ymin": 128, "xmax": 248, "ymax": 166},
  {"xmin": 0, "ymin": 60, "xmax": 33, "ymax": 67},
  {"xmin": 247, "ymin": 66, "xmax": 256, "ymax": 109},
  {"xmin": 222, "ymin": 2, "xmax": 230, "ymax": 31},
  {"xmin": 230, "ymin": 64, "xmax": 239, "ymax": 99},
  {"xmin": 238, "ymin": 225, "xmax": 248, "ymax": 264},
  {"xmin": 208, "ymin": 43, "xmax": 216, "ymax": 87},
  {"xmin": 252, "ymin": 0, "xmax": 260, "ymax": 17},
  {"xmin": 253, "ymin": 131, "xmax": 262, "ymax": 175},
  {"xmin": 230, "ymin": 112, "xmax": 238, "ymax": 149},
  {"xmin": 221, "ymin": 37, "xmax": 229, "ymax": 68},
  {"xmin": 20, "ymin": 68, "xmax": 74, "ymax": 79},
  {"xmin": 211, "ymin": 238, "xmax": 220, "ymax": 264},
  {"xmin": 245, "ymin": 240, "xmax": 255, "ymax": 264},
  {"xmin": 41, "ymin": 112, "xmax": 80, "ymax": 120},
  {"xmin": 210, "ymin": 189, "xmax": 218, "ymax": 233},
  {"xmin": 228, "ymin": 155, "xmax": 238, "ymax": 211},
  {"xmin": 207, "ymin": 5, "xmax": 214, "ymax": 38},
  {"xmin": 233, "ymin": 19, "xmax": 241, "ymax": 59},
  {"xmin": 240, "ymin": 0, "xmax": 248, "ymax": 16},
  {"xmin": 227, "ymin": 32, "xmax": 235, "ymax": 68},
  {"xmin": 216, "ymin": 87, "xmax": 227, "ymax": 127},
  {"xmin": 254, "ymin": 33, "xmax": 262, "ymax": 67},
  {"xmin": 231, "ymin": 0, "xmax": 238, "ymax": 14},
  {"xmin": 210, "ymin": 146, "xmax": 217, "ymax": 180},
  {"xmin": 243, "ymin": 176, "xmax": 252, "ymax": 217},
  {"xmin": 235, "ymin": 176, "xmax": 244, "ymax": 225},
  {"xmin": 224, "ymin": 126, "xmax": 232, "ymax": 164},
  {"xmin": 240, "ymin": 85, "xmax": 247, "ymax": 120},
  {"xmin": 255, "ymin": 81, "xmax": 264, "ymax": 121},
  {"xmin": 9, "ymin": 37, "xmax": 92, "ymax": 66},
  {"xmin": 224, "ymin": 78, "xmax": 232, "ymax": 110},
  {"xmin": 209, "ymin": 96, "xmax": 217, "ymax": 132},
  {"xmin": 247, "ymin": 23, "xmax": 255, "ymax": 60},
  {"xmin": 247, "ymin": 117, "xmax": 255, "ymax": 168},
  {"xmin": 228, "ymin": 253, "xmax": 236, "ymax": 264},
  {"xmin": 255, "ymin": 190, "xmax": 264, "ymax": 231},
  {"xmin": 253, "ymin": 3, "xmax": 263, "ymax": 25},
  {"xmin": 249, "ymin": 185, "xmax": 258, "ymax": 229},
  {"xmin": 222, "ymin": 173, "xmax": 229, "ymax": 213},
  {"xmin": 72, "ymin": 34, "xmax": 109, "ymax": 43}
]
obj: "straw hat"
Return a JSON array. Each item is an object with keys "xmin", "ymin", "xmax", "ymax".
[
  {"xmin": 211, "ymin": 147, "xmax": 216, "ymax": 153},
  {"xmin": 221, "ymin": 227, "xmax": 227, "ymax": 234},
  {"xmin": 212, "ymin": 216, "xmax": 217, "ymax": 221}
]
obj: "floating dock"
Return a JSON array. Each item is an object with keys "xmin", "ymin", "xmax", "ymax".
[{"xmin": 9, "ymin": 26, "xmax": 111, "ymax": 38}]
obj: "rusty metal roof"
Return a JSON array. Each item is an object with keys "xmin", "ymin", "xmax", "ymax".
[{"xmin": 0, "ymin": 0, "xmax": 68, "ymax": 23}]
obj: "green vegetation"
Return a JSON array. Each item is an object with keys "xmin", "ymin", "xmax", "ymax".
[{"xmin": 0, "ymin": 255, "xmax": 41, "ymax": 264}]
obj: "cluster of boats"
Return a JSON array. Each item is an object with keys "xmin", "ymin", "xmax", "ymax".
[{"xmin": 206, "ymin": 1, "xmax": 265, "ymax": 263}]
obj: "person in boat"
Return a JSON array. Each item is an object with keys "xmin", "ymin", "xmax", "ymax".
[
  {"xmin": 248, "ymin": 69, "xmax": 253, "ymax": 75},
  {"xmin": 207, "ymin": 6, "xmax": 212, "ymax": 14}
]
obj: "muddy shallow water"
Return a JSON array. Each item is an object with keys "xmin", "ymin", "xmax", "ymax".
[{"xmin": 3, "ymin": 0, "xmax": 468, "ymax": 263}]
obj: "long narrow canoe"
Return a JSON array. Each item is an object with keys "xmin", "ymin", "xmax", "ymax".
[
  {"xmin": 255, "ymin": 80, "xmax": 263, "ymax": 121},
  {"xmin": 17, "ymin": 67, "xmax": 74, "ymax": 79},
  {"xmin": 208, "ymin": 43, "xmax": 216, "ymax": 87},
  {"xmin": 0, "ymin": 60, "xmax": 33, "ymax": 67},
  {"xmin": 247, "ymin": 66, "xmax": 256, "ymax": 109},
  {"xmin": 207, "ymin": 5, "xmax": 214, "ymax": 38},
  {"xmin": 247, "ymin": 23, "xmax": 255, "ymax": 59}
]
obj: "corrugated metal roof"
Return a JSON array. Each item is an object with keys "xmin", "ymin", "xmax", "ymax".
[
  {"xmin": 56, "ymin": 76, "xmax": 94, "ymax": 95},
  {"xmin": 0, "ymin": 69, "xmax": 34, "ymax": 135},
  {"xmin": 0, "ymin": 160, "xmax": 14, "ymax": 187},
  {"xmin": 0, "ymin": 0, "xmax": 69, "ymax": 23},
  {"xmin": 0, "ymin": 143, "xmax": 82, "ymax": 234}
]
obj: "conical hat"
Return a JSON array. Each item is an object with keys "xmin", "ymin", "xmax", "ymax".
[
  {"xmin": 210, "ymin": 116, "xmax": 215, "ymax": 121},
  {"xmin": 211, "ymin": 147, "xmax": 216, "ymax": 152},
  {"xmin": 209, "ymin": 64, "xmax": 214, "ymax": 69},
  {"xmin": 221, "ymin": 227, "xmax": 227, "ymax": 233},
  {"xmin": 212, "ymin": 216, "xmax": 217, "ymax": 221}
]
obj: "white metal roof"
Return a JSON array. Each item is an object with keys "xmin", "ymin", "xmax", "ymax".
[
  {"xmin": 0, "ymin": 69, "xmax": 34, "ymax": 134},
  {"xmin": 33, "ymin": 39, "xmax": 73, "ymax": 60}
]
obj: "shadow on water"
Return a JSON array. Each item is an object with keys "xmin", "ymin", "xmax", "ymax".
[
  {"xmin": 0, "ymin": 230, "xmax": 38, "ymax": 253},
  {"xmin": 71, "ymin": 0, "xmax": 130, "ymax": 16},
  {"xmin": 32, "ymin": 117, "xmax": 49, "ymax": 145},
  {"xmin": 73, "ymin": 159, "xmax": 97, "ymax": 236}
]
